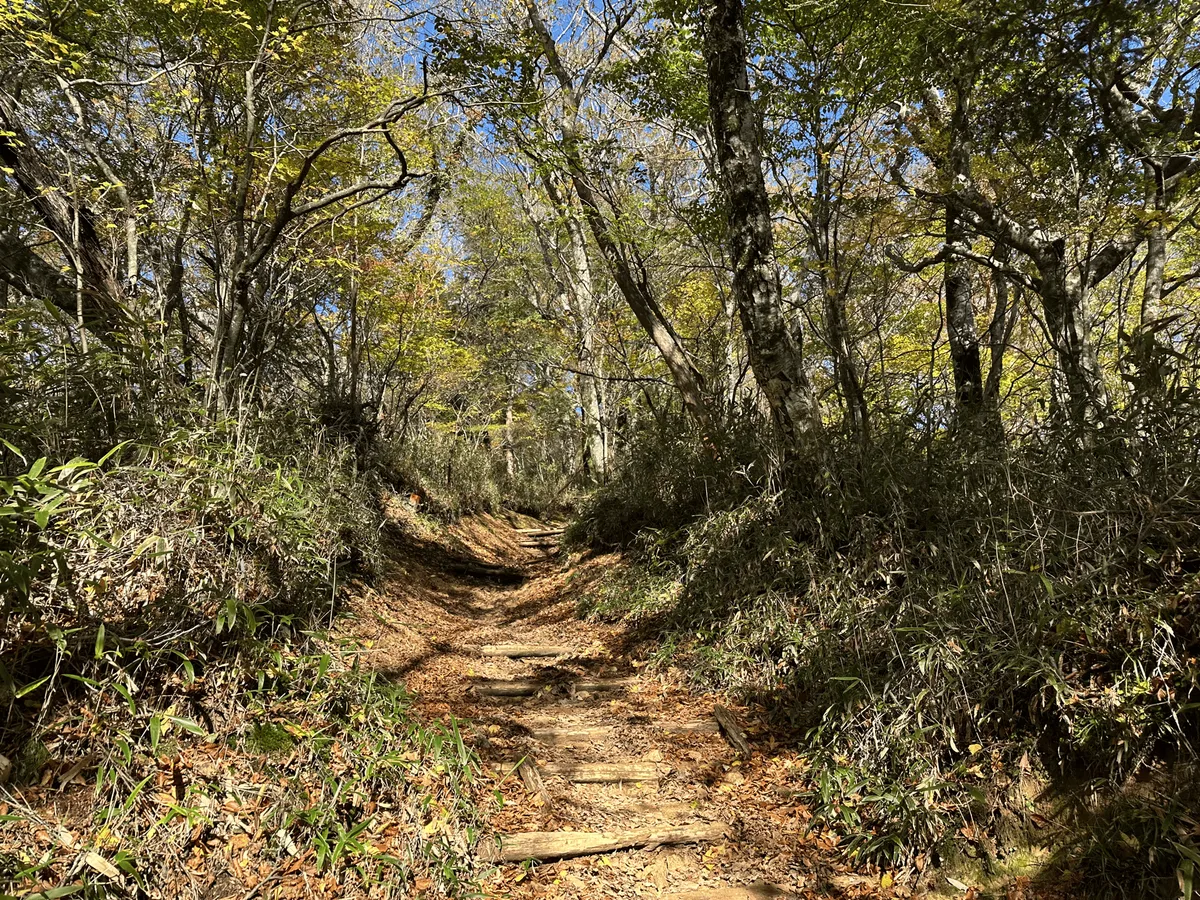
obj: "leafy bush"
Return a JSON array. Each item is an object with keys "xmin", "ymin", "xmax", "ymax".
[
  {"xmin": 566, "ymin": 412, "xmax": 766, "ymax": 548},
  {"xmin": 0, "ymin": 416, "xmax": 489, "ymax": 897},
  {"xmin": 379, "ymin": 425, "xmax": 581, "ymax": 520},
  {"xmin": 574, "ymin": 405, "xmax": 1200, "ymax": 896}
]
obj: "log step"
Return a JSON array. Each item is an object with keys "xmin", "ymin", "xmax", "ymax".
[
  {"xmin": 530, "ymin": 725, "xmax": 612, "ymax": 745},
  {"xmin": 473, "ymin": 677, "xmax": 635, "ymax": 697},
  {"xmin": 481, "ymin": 644, "xmax": 572, "ymax": 658},
  {"xmin": 528, "ymin": 720, "xmax": 718, "ymax": 745},
  {"xmin": 661, "ymin": 720, "xmax": 721, "ymax": 735},
  {"xmin": 615, "ymin": 799, "xmax": 707, "ymax": 820},
  {"xmin": 518, "ymin": 759, "xmax": 553, "ymax": 808},
  {"xmin": 669, "ymin": 885, "xmax": 796, "ymax": 900},
  {"xmin": 539, "ymin": 760, "xmax": 663, "ymax": 784},
  {"xmin": 516, "ymin": 527, "xmax": 565, "ymax": 536},
  {"xmin": 498, "ymin": 760, "xmax": 662, "ymax": 784},
  {"xmin": 713, "ymin": 705, "xmax": 752, "ymax": 758},
  {"xmin": 486, "ymin": 823, "xmax": 725, "ymax": 862}
]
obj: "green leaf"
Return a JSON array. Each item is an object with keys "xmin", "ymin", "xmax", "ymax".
[
  {"xmin": 37, "ymin": 886, "xmax": 84, "ymax": 899},
  {"xmin": 1176, "ymin": 842, "xmax": 1200, "ymax": 867},
  {"xmin": 168, "ymin": 716, "xmax": 206, "ymax": 736},
  {"xmin": 15, "ymin": 674, "xmax": 52, "ymax": 698},
  {"xmin": 1038, "ymin": 573, "xmax": 1054, "ymax": 599},
  {"xmin": 97, "ymin": 441, "xmax": 131, "ymax": 467},
  {"xmin": 0, "ymin": 439, "xmax": 25, "ymax": 462},
  {"xmin": 95, "ymin": 623, "xmax": 106, "ymax": 659}
]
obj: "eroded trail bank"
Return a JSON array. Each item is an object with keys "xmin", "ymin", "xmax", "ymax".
[{"xmin": 346, "ymin": 510, "xmax": 900, "ymax": 900}]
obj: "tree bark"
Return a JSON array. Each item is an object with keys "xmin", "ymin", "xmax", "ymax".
[
  {"xmin": 931, "ymin": 182, "xmax": 1121, "ymax": 431},
  {"xmin": 1040, "ymin": 257, "xmax": 1110, "ymax": 429},
  {"xmin": 1141, "ymin": 161, "xmax": 1167, "ymax": 325},
  {"xmin": 0, "ymin": 94, "xmax": 128, "ymax": 337},
  {"xmin": 811, "ymin": 152, "xmax": 868, "ymax": 441},
  {"xmin": 522, "ymin": 0, "xmax": 714, "ymax": 433},
  {"xmin": 541, "ymin": 174, "xmax": 608, "ymax": 478},
  {"xmin": 703, "ymin": 0, "xmax": 820, "ymax": 450},
  {"xmin": 983, "ymin": 261, "xmax": 1020, "ymax": 412},
  {"xmin": 943, "ymin": 79, "xmax": 986, "ymax": 418}
]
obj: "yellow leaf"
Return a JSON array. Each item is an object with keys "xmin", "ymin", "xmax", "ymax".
[{"xmin": 881, "ymin": 872, "xmax": 894, "ymax": 889}]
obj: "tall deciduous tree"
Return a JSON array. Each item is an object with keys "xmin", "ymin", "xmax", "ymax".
[{"xmin": 702, "ymin": 0, "xmax": 820, "ymax": 449}]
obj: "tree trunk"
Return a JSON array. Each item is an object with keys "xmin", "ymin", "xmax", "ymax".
[
  {"xmin": 577, "ymin": 370, "xmax": 606, "ymax": 479},
  {"xmin": 544, "ymin": 173, "xmax": 608, "ymax": 479},
  {"xmin": 944, "ymin": 80, "xmax": 985, "ymax": 418},
  {"xmin": 0, "ymin": 94, "xmax": 128, "ymax": 336},
  {"xmin": 562, "ymin": 168, "xmax": 711, "ymax": 432},
  {"xmin": 823, "ymin": 282, "xmax": 869, "ymax": 441},
  {"xmin": 1039, "ymin": 255, "xmax": 1109, "ymax": 429},
  {"xmin": 504, "ymin": 390, "xmax": 516, "ymax": 479},
  {"xmin": 983, "ymin": 263, "xmax": 1019, "ymax": 412},
  {"xmin": 1141, "ymin": 183, "xmax": 1166, "ymax": 326},
  {"xmin": 522, "ymin": 0, "xmax": 714, "ymax": 434},
  {"xmin": 810, "ymin": 149, "xmax": 868, "ymax": 442},
  {"xmin": 703, "ymin": 0, "xmax": 820, "ymax": 449}
]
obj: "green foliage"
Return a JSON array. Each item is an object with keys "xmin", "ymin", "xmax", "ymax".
[
  {"xmin": 576, "ymin": 403, "xmax": 1200, "ymax": 894},
  {"xmin": 0, "ymin": 450, "xmax": 102, "ymax": 611},
  {"xmin": 247, "ymin": 720, "xmax": 296, "ymax": 756},
  {"xmin": 566, "ymin": 412, "xmax": 766, "ymax": 548}
]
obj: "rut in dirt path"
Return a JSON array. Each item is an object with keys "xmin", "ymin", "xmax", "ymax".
[{"xmin": 359, "ymin": 514, "xmax": 874, "ymax": 900}]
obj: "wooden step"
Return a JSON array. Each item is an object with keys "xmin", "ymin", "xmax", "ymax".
[
  {"xmin": 473, "ymin": 677, "xmax": 635, "ymax": 697},
  {"xmin": 539, "ymin": 760, "xmax": 663, "ymax": 784},
  {"xmin": 670, "ymin": 884, "xmax": 795, "ymax": 900},
  {"xmin": 614, "ymin": 799, "xmax": 708, "ymax": 820},
  {"xmin": 529, "ymin": 719, "xmax": 718, "ymax": 745},
  {"xmin": 486, "ymin": 823, "xmax": 725, "ymax": 862},
  {"xmin": 516, "ymin": 527, "xmax": 565, "ymax": 536},
  {"xmin": 530, "ymin": 725, "xmax": 612, "ymax": 745},
  {"xmin": 518, "ymin": 759, "xmax": 553, "ymax": 808},
  {"xmin": 481, "ymin": 643, "xmax": 572, "ymax": 658},
  {"xmin": 498, "ymin": 760, "xmax": 662, "ymax": 784},
  {"xmin": 713, "ymin": 705, "xmax": 751, "ymax": 757},
  {"xmin": 661, "ymin": 720, "xmax": 721, "ymax": 735}
]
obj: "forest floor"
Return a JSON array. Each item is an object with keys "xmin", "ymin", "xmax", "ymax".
[
  {"xmin": 1, "ymin": 501, "xmax": 1066, "ymax": 900},
  {"xmin": 345, "ymin": 505, "xmax": 1046, "ymax": 900}
]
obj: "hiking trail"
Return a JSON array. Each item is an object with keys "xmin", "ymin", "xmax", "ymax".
[{"xmin": 345, "ymin": 509, "xmax": 883, "ymax": 900}]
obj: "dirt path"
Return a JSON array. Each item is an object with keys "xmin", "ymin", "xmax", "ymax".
[{"xmin": 349, "ymin": 509, "xmax": 882, "ymax": 900}]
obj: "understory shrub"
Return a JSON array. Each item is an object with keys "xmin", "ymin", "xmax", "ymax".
[
  {"xmin": 574, "ymin": 404, "xmax": 1200, "ymax": 896},
  {"xmin": 380, "ymin": 425, "xmax": 580, "ymax": 520},
  {"xmin": 0, "ymin": 413, "xmax": 485, "ymax": 896}
]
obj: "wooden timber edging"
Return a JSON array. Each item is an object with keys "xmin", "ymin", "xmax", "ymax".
[
  {"xmin": 484, "ymin": 823, "xmax": 726, "ymax": 862},
  {"xmin": 496, "ymin": 760, "xmax": 663, "ymax": 784},
  {"xmin": 472, "ymin": 677, "xmax": 636, "ymax": 697},
  {"xmin": 480, "ymin": 644, "xmax": 572, "ymax": 658},
  {"xmin": 713, "ymin": 705, "xmax": 752, "ymax": 758}
]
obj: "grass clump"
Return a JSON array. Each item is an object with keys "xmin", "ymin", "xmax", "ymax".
[
  {"xmin": 573, "ymin": 410, "xmax": 1200, "ymax": 898},
  {"xmin": 0, "ymin": 415, "xmax": 487, "ymax": 898},
  {"xmin": 247, "ymin": 721, "xmax": 296, "ymax": 756}
]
